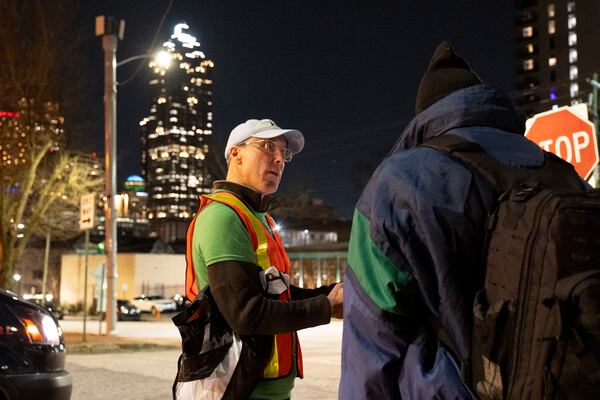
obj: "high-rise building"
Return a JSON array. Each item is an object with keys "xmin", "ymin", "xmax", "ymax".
[
  {"xmin": 140, "ymin": 23, "xmax": 217, "ymax": 242},
  {"xmin": 0, "ymin": 99, "xmax": 63, "ymax": 166},
  {"xmin": 514, "ymin": 0, "xmax": 600, "ymax": 117}
]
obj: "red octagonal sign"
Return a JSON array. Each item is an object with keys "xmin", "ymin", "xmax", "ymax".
[{"xmin": 525, "ymin": 106, "xmax": 599, "ymax": 180}]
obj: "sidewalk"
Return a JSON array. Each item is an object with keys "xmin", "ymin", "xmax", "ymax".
[{"xmin": 64, "ymin": 332, "xmax": 179, "ymax": 354}]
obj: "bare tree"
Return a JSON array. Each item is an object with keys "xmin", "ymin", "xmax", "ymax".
[
  {"xmin": 35, "ymin": 154, "xmax": 103, "ymax": 296},
  {"xmin": 0, "ymin": 0, "xmax": 96, "ymax": 288}
]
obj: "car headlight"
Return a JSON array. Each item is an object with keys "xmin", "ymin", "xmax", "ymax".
[
  {"xmin": 15, "ymin": 306, "xmax": 61, "ymax": 345},
  {"xmin": 119, "ymin": 306, "xmax": 129, "ymax": 314}
]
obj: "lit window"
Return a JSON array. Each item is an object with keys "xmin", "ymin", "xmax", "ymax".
[
  {"xmin": 522, "ymin": 26, "xmax": 533, "ymax": 38},
  {"xmin": 547, "ymin": 4, "xmax": 555, "ymax": 17},
  {"xmin": 567, "ymin": 1, "xmax": 576, "ymax": 12},
  {"xmin": 570, "ymin": 82, "xmax": 579, "ymax": 97},
  {"xmin": 548, "ymin": 57, "xmax": 557, "ymax": 67},
  {"xmin": 568, "ymin": 14, "xmax": 576, "ymax": 29},
  {"xmin": 549, "ymin": 87, "xmax": 558, "ymax": 101},
  {"xmin": 526, "ymin": 44, "xmax": 535, "ymax": 54},
  {"xmin": 523, "ymin": 59, "xmax": 535, "ymax": 71},
  {"xmin": 568, "ymin": 31, "xmax": 577, "ymax": 46},
  {"xmin": 570, "ymin": 65, "xmax": 578, "ymax": 80},
  {"xmin": 548, "ymin": 20, "xmax": 555, "ymax": 34},
  {"xmin": 569, "ymin": 48, "xmax": 578, "ymax": 63}
]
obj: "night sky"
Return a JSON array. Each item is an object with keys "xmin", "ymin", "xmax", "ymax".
[{"xmin": 81, "ymin": 1, "xmax": 516, "ymax": 218}]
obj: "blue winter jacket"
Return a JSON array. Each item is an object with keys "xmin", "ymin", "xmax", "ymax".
[{"xmin": 340, "ymin": 84, "xmax": 546, "ymax": 399}]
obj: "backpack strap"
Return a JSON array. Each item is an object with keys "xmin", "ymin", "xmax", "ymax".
[{"xmin": 421, "ymin": 133, "xmax": 585, "ymax": 195}]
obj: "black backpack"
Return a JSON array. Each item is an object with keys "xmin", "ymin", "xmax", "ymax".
[{"xmin": 424, "ymin": 134, "xmax": 600, "ymax": 400}]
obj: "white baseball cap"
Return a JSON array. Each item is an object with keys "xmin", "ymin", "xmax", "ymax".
[{"xmin": 224, "ymin": 119, "xmax": 305, "ymax": 160}]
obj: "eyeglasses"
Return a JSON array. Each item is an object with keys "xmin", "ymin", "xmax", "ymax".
[{"xmin": 237, "ymin": 139, "xmax": 294, "ymax": 162}]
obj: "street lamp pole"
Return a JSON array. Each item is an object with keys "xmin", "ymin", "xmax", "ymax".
[{"xmin": 96, "ymin": 16, "xmax": 124, "ymax": 335}]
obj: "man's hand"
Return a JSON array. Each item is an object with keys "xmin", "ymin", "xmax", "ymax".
[{"xmin": 327, "ymin": 282, "xmax": 344, "ymax": 319}]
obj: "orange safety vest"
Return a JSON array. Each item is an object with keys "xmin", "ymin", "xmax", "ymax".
[{"xmin": 184, "ymin": 191, "xmax": 304, "ymax": 379}]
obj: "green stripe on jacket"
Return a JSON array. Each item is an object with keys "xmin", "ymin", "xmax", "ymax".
[{"xmin": 348, "ymin": 209, "xmax": 416, "ymax": 314}]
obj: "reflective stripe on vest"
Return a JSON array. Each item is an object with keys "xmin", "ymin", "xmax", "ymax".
[{"xmin": 184, "ymin": 191, "xmax": 302, "ymax": 379}]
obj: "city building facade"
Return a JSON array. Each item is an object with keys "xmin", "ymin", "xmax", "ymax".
[
  {"xmin": 514, "ymin": 0, "xmax": 600, "ymax": 117},
  {"xmin": 140, "ymin": 23, "xmax": 218, "ymax": 242},
  {"xmin": 0, "ymin": 99, "xmax": 63, "ymax": 166}
]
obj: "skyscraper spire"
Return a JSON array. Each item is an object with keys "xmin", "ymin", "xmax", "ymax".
[{"xmin": 140, "ymin": 22, "xmax": 216, "ymax": 242}]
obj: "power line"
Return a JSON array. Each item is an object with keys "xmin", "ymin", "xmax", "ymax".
[
  {"xmin": 295, "ymin": 118, "xmax": 412, "ymax": 159},
  {"xmin": 508, "ymin": 71, "xmax": 596, "ymax": 98},
  {"xmin": 307, "ymin": 118, "xmax": 412, "ymax": 148},
  {"xmin": 118, "ymin": 0, "xmax": 174, "ymax": 86}
]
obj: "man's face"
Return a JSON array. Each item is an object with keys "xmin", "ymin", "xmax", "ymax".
[{"xmin": 232, "ymin": 136, "xmax": 287, "ymax": 195}]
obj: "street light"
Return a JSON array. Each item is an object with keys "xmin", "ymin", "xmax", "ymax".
[
  {"xmin": 154, "ymin": 51, "xmax": 172, "ymax": 69},
  {"xmin": 95, "ymin": 16, "xmax": 172, "ymax": 335},
  {"xmin": 116, "ymin": 50, "xmax": 172, "ymax": 69},
  {"xmin": 95, "ymin": 15, "xmax": 124, "ymax": 335}
]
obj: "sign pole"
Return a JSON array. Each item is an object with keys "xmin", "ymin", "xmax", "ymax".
[
  {"xmin": 99, "ymin": 262, "xmax": 105, "ymax": 336},
  {"xmin": 82, "ymin": 229, "xmax": 89, "ymax": 342},
  {"xmin": 589, "ymin": 73, "xmax": 600, "ymax": 187},
  {"xmin": 80, "ymin": 192, "xmax": 96, "ymax": 341}
]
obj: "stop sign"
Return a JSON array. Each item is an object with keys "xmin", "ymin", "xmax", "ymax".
[{"xmin": 525, "ymin": 106, "xmax": 599, "ymax": 180}]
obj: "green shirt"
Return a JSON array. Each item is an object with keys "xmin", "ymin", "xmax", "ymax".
[{"xmin": 192, "ymin": 194, "xmax": 295, "ymax": 400}]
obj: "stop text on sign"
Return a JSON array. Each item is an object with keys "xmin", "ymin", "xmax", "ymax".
[
  {"xmin": 536, "ymin": 131, "xmax": 589, "ymax": 164},
  {"xmin": 524, "ymin": 104, "xmax": 598, "ymax": 180}
]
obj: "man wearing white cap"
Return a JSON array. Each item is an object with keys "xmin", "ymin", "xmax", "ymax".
[{"xmin": 182, "ymin": 119, "xmax": 343, "ymax": 399}]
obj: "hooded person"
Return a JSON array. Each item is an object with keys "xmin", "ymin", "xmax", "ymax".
[{"xmin": 339, "ymin": 41, "xmax": 544, "ymax": 398}]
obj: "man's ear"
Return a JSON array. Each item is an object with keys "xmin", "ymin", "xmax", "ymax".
[{"xmin": 230, "ymin": 147, "xmax": 241, "ymax": 163}]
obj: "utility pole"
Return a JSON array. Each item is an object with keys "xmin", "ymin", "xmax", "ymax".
[
  {"xmin": 587, "ymin": 73, "xmax": 600, "ymax": 187},
  {"xmin": 95, "ymin": 16, "xmax": 125, "ymax": 335}
]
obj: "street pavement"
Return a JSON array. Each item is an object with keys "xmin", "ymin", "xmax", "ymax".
[{"xmin": 63, "ymin": 316, "xmax": 342, "ymax": 399}]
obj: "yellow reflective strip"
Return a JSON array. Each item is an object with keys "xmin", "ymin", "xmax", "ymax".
[
  {"xmin": 207, "ymin": 193, "xmax": 271, "ymax": 270},
  {"xmin": 263, "ymin": 336, "xmax": 280, "ymax": 378},
  {"xmin": 208, "ymin": 194, "xmax": 281, "ymax": 378}
]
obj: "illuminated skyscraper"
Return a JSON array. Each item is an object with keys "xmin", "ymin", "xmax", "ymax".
[
  {"xmin": 140, "ymin": 23, "xmax": 216, "ymax": 242},
  {"xmin": 0, "ymin": 99, "xmax": 63, "ymax": 166}
]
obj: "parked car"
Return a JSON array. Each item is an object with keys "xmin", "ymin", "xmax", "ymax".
[
  {"xmin": 117, "ymin": 299, "xmax": 141, "ymax": 321},
  {"xmin": 132, "ymin": 295, "xmax": 177, "ymax": 313},
  {"xmin": 99, "ymin": 299, "xmax": 142, "ymax": 321},
  {"xmin": 0, "ymin": 289, "xmax": 72, "ymax": 400}
]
